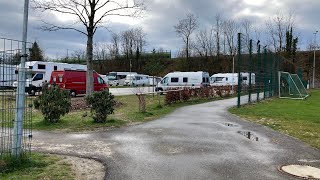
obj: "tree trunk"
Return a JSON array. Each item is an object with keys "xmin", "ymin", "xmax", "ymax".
[{"xmin": 86, "ymin": 33, "xmax": 94, "ymax": 95}]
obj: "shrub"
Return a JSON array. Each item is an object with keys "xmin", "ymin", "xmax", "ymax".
[
  {"xmin": 34, "ymin": 85, "xmax": 71, "ymax": 123},
  {"xmin": 86, "ymin": 90, "xmax": 115, "ymax": 123},
  {"xmin": 181, "ymin": 89, "xmax": 191, "ymax": 101},
  {"xmin": 165, "ymin": 89, "xmax": 180, "ymax": 104}
]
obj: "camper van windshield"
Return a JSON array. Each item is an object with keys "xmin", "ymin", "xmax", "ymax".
[{"xmin": 107, "ymin": 73, "xmax": 117, "ymax": 80}]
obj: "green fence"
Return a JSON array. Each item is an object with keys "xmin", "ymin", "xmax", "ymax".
[{"xmin": 236, "ymin": 33, "xmax": 285, "ymax": 107}]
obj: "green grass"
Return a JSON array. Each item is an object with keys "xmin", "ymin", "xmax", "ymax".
[
  {"xmin": 31, "ymin": 95, "xmax": 224, "ymax": 132},
  {"xmin": 229, "ymin": 90, "xmax": 320, "ymax": 149},
  {"xmin": 0, "ymin": 153, "xmax": 74, "ymax": 180}
]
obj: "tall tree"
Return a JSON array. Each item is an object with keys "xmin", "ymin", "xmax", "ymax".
[
  {"xmin": 32, "ymin": 0, "xmax": 145, "ymax": 95},
  {"xmin": 266, "ymin": 11, "xmax": 295, "ymax": 53},
  {"xmin": 214, "ymin": 14, "xmax": 223, "ymax": 58},
  {"xmin": 174, "ymin": 13, "xmax": 198, "ymax": 70},
  {"xmin": 29, "ymin": 41, "xmax": 44, "ymax": 61}
]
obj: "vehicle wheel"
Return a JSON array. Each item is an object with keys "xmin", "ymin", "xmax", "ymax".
[
  {"xmin": 116, "ymin": 83, "xmax": 119, "ymax": 86},
  {"xmin": 28, "ymin": 89, "xmax": 36, "ymax": 96},
  {"xmin": 70, "ymin": 90, "xmax": 76, "ymax": 97},
  {"xmin": 142, "ymin": 84, "xmax": 145, "ymax": 87}
]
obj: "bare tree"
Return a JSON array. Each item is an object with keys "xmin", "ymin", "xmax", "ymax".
[
  {"xmin": 241, "ymin": 18, "xmax": 253, "ymax": 51},
  {"xmin": 174, "ymin": 13, "xmax": 198, "ymax": 70},
  {"xmin": 94, "ymin": 42, "xmax": 108, "ymax": 60},
  {"xmin": 32, "ymin": 0, "xmax": 145, "ymax": 95},
  {"xmin": 224, "ymin": 19, "xmax": 238, "ymax": 56},
  {"xmin": 193, "ymin": 28, "xmax": 215, "ymax": 58},
  {"xmin": 266, "ymin": 11, "xmax": 295, "ymax": 52},
  {"xmin": 108, "ymin": 32, "xmax": 120, "ymax": 59},
  {"xmin": 213, "ymin": 14, "xmax": 223, "ymax": 58}
]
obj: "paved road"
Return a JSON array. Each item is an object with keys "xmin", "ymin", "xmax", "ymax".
[
  {"xmin": 32, "ymin": 97, "xmax": 320, "ymax": 180},
  {"xmin": 109, "ymin": 86, "xmax": 156, "ymax": 96}
]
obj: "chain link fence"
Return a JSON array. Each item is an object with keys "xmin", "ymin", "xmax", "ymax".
[{"xmin": 0, "ymin": 38, "xmax": 32, "ymax": 159}]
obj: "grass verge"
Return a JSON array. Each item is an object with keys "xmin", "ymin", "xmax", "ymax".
[
  {"xmin": 0, "ymin": 153, "xmax": 74, "ymax": 180},
  {"xmin": 229, "ymin": 90, "xmax": 320, "ymax": 149},
  {"xmin": 32, "ymin": 95, "xmax": 225, "ymax": 132}
]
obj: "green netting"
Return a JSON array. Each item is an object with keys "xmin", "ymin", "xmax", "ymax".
[{"xmin": 279, "ymin": 72, "xmax": 308, "ymax": 99}]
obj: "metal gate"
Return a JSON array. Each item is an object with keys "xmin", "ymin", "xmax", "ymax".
[{"xmin": 0, "ymin": 37, "xmax": 32, "ymax": 158}]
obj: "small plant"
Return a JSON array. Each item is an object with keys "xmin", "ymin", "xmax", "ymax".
[
  {"xmin": 86, "ymin": 90, "xmax": 115, "ymax": 123},
  {"xmin": 34, "ymin": 84, "xmax": 71, "ymax": 123}
]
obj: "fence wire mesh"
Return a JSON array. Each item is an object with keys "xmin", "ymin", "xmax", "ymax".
[
  {"xmin": 0, "ymin": 38, "xmax": 32, "ymax": 159},
  {"xmin": 237, "ymin": 33, "xmax": 284, "ymax": 107}
]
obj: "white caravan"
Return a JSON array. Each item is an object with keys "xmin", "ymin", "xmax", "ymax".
[
  {"xmin": 210, "ymin": 73, "xmax": 255, "ymax": 86},
  {"xmin": 124, "ymin": 74, "xmax": 149, "ymax": 86},
  {"xmin": 148, "ymin": 76, "xmax": 162, "ymax": 86},
  {"xmin": 0, "ymin": 64, "xmax": 17, "ymax": 88},
  {"xmin": 155, "ymin": 71, "xmax": 210, "ymax": 91},
  {"xmin": 107, "ymin": 72, "xmax": 137, "ymax": 86},
  {"xmin": 13, "ymin": 61, "xmax": 87, "ymax": 95}
]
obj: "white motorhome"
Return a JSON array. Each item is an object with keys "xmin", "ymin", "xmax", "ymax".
[
  {"xmin": 155, "ymin": 71, "xmax": 210, "ymax": 91},
  {"xmin": 148, "ymin": 76, "xmax": 162, "ymax": 86},
  {"xmin": 107, "ymin": 72, "xmax": 137, "ymax": 86},
  {"xmin": 13, "ymin": 61, "xmax": 87, "ymax": 95},
  {"xmin": 210, "ymin": 73, "xmax": 255, "ymax": 86},
  {"xmin": 0, "ymin": 64, "xmax": 17, "ymax": 88},
  {"xmin": 124, "ymin": 74, "xmax": 149, "ymax": 86}
]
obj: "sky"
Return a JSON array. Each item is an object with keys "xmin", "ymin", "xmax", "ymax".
[{"xmin": 0, "ymin": 0, "xmax": 319, "ymax": 59}]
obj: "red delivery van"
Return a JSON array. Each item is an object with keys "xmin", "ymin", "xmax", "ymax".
[{"xmin": 49, "ymin": 70, "xmax": 108, "ymax": 96}]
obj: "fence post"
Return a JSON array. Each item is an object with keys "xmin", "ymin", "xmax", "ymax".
[
  {"xmin": 263, "ymin": 48, "xmax": 267, "ymax": 99},
  {"xmin": 257, "ymin": 44, "xmax": 261, "ymax": 102},
  {"xmin": 12, "ymin": 0, "xmax": 29, "ymax": 158},
  {"xmin": 237, "ymin": 33, "xmax": 241, "ymax": 108},
  {"xmin": 248, "ymin": 39, "xmax": 253, "ymax": 103}
]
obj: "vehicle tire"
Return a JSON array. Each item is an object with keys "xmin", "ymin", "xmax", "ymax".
[
  {"xmin": 70, "ymin": 90, "xmax": 76, "ymax": 97},
  {"xmin": 142, "ymin": 84, "xmax": 145, "ymax": 87},
  {"xmin": 28, "ymin": 88, "xmax": 36, "ymax": 96}
]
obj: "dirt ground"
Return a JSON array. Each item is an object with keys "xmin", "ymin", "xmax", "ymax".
[{"xmin": 60, "ymin": 155, "xmax": 105, "ymax": 180}]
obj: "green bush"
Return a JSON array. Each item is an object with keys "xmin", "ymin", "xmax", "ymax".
[
  {"xmin": 86, "ymin": 90, "xmax": 115, "ymax": 123},
  {"xmin": 34, "ymin": 85, "xmax": 71, "ymax": 123}
]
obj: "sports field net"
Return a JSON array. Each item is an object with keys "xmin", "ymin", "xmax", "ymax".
[{"xmin": 279, "ymin": 71, "xmax": 308, "ymax": 99}]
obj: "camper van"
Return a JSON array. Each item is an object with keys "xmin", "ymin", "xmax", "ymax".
[
  {"xmin": 124, "ymin": 74, "xmax": 149, "ymax": 86},
  {"xmin": 107, "ymin": 71, "xmax": 137, "ymax": 86},
  {"xmin": 13, "ymin": 61, "xmax": 86, "ymax": 95},
  {"xmin": 50, "ymin": 70, "xmax": 107, "ymax": 97},
  {"xmin": 148, "ymin": 76, "xmax": 162, "ymax": 86},
  {"xmin": 155, "ymin": 71, "xmax": 210, "ymax": 91},
  {"xmin": 210, "ymin": 73, "xmax": 255, "ymax": 86},
  {"xmin": 0, "ymin": 64, "xmax": 17, "ymax": 88}
]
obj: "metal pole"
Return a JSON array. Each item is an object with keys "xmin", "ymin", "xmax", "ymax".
[
  {"xmin": 313, "ymin": 31, "xmax": 318, "ymax": 88},
  {"xmin": 12, "ymin": 0, "xmax": 29, "ymax": 158},
  {"xmin": 237, "ymin": 33, "xmax": 241, "ymax": 108},
  {"xmin": 232, "ymin": 55, "xmax": 234, "ymax": 92}
]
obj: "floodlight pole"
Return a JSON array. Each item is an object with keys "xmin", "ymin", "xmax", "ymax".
[
  {"xmin": 313, "ymin": 31, "xmax": 318, "ymax": 88},
  {"xmin": 12, "ymin": 0, "xmax": 29, "ymax": 158}
]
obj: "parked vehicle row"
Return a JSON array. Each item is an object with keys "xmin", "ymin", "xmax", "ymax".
[{"xmin": 2, "ymin": 61, "xmax": 256, "ymax": 96}]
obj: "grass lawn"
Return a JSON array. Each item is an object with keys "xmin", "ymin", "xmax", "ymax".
[
  {"xmin": 0, "ymin": 153, "xmax": 74, "ymax": 180},
  {"xmin": 229, "ymin": 90, "xmax": 320, "ymax": 149},
  {"xmin": 32, "ymin": 95, "xmax": 223, "ymax": 132}
]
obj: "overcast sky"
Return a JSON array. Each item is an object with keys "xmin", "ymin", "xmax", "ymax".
[{"xmin": 0, "ymin": 0, "xmax": 319, "ymax": 59}]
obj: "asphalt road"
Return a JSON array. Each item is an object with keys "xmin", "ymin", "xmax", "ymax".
[{"xmin": 32, "ymin": 97, "xmax": 320, "ymax": 180}]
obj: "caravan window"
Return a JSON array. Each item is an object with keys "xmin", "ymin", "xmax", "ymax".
[
  {"xmin": 215, "ymin": 77, "xmax": 223, "ymax": 82},
  {"xmin": 226, "ymin": 78, "xmax": 228, "ymax": 81},
  {"xmin": 171, "ymin": 77, "xmax": 179, "ymax": 83},
  {"xmin": 54, "ymin": 66, "xmax": 57, "ymax": 70},
  {"xmin": 183, "ymin": 77, "xmax": 188, "ymax": 83},
  {"xmin": 243, "ymin": 77, "xmax": 248, "ymax": 80},
  {"xmin": 38, "ymin": 64, "xmax": 46, "ymax": 69},
  {"xmin": 206, "ymin": 77, "xmax": 209, "ymax": 83},
  {"xmin": 33, "ymin": 73, "xmax": 43, "ymax": 81}
]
